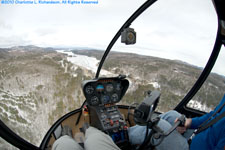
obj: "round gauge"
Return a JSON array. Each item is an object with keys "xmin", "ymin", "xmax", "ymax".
[
  {"xmin": 116, "ymin": 83, "xmax": 121, "ymax": 91},
  {"xmin": 101, "ymin": 95, "xmax": 110, "ymax": 104},
  {"xmin": 111, "ymin": 93, "xmax": 119, "ymax": 102},
  {"xmin": 85, "ymin": 85, "xmax": 94, "ymax": 95},
  {"xmin": 91, "ymin": 96, "xmax": 99, "ymax": 105},
  {"xmin": 106, "ymin": 83, "xmax": 114, "ymax": 92}
]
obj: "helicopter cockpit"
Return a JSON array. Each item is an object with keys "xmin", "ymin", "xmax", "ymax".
[{"xmin": 0, "ymin": 0, "xmax": 224, "ymax": 150}]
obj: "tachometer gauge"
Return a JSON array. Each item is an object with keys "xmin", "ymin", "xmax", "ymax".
[
  {"xmin": 85, "ymin": 85, "xmax": 94, "ymax": 95},
  {"xmin": 111, "ymin": 93, "xmax": 119, "ymax": 102},
  {"xmin": 91, "ymin": 96, "xmax": 99, "ymax": 105},
  {"xmin": 106, "ymin": 83, "xmax": 114, "ymax": 92}
]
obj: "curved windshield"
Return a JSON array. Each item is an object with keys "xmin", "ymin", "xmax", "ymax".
[
  {"xmin": 187, "ymin": 46, "xmax": 225, "ymax": 112},
  {"xmin": 106, "ymin": 0, "xmax": 219, "ymax": 113},
  {"xmin": 0, "ymin": 0, "xmax": 221, "ymax": 148}
]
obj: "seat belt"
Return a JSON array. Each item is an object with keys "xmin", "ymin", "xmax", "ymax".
[
  {"xmin": 195, "ymin": 110, "xmax": 225, "ymax": 134},
  {"xmin": 195, "ymin": 101, "xmax": 225, "ymax": 134}
]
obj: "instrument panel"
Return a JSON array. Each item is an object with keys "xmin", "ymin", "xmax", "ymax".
[{"xmin": 82, "ymin": 76, "xmax": 129, "ymax": 106}]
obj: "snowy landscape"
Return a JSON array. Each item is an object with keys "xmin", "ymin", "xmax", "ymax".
[{"xmin": 0, "ymin": 46, "xmax": 224, "ymax": 149}]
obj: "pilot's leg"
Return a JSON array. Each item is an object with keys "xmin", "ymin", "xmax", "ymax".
[
  {"xmin": 154, "ymin": 119, "xmax": 189, "ymax": 150},
  {"xmin": 128, "ymin": 120, "xmax": 189, "ymax": 150},
  {"xmin": 128, "ymin": 125, "xmax": 148, "ymax": 145},
  {"xmin": 52, "ymin": 135, "xmax": 84, "ymax": 150},
  {"xmin": 128, "ymin": 110, "xmax": 182, "ymax": 145},
  {"xmin": 160, "ymin": 110, "xmax": 194, "ymax": 140},
  {"xmin": 159, "ymin": 110, "xmax": 181, "ymax": 125},
  {"xmin": 84, "ymin": 126, "xmax": 121, "ymax": 150}
]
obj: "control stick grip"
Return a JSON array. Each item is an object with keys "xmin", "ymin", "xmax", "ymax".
[
  {"xmin": 178, "ymin": 115, "xmax": 186, "ymax": 127},
  {"xmin": 164, "ymin": 115, "xmax": 186, "ymax": 136}
]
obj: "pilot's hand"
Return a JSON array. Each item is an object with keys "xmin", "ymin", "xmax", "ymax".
[
  {"xmin": 176, "ymin": 126, "xmax": 186, "ymax": 134},
  {"xmin": 175, "ymin": 118, "xmax": 192, "ymax": 134}
]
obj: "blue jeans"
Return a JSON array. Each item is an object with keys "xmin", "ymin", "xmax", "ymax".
[{"xmin": 128, "ymin": 110, "xmax": 190, "ymax": 150}]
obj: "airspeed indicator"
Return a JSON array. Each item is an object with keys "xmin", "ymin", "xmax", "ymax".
[{"xmin": 85, "ymin": 85, "xmax": 94, "ymax": 94}]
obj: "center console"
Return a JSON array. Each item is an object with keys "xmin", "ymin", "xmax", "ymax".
[{"xmin": 82, "ymin": 75, "xmax": 130, "ymax": 148}]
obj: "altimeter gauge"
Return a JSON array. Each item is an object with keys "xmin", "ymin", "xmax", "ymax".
[{"xmin": 106, "ymin": 83, "xmax": 114, "ymax": 92}]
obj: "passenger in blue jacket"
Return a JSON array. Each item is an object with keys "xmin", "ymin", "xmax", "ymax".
[{"xmin": 180, "ymin": 95, "xmax": 225, "ymax": 150}]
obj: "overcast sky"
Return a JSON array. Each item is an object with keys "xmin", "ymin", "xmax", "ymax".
[{"xmin": 0, "ymin": 0, "xmax": 224, "ymax": 76}]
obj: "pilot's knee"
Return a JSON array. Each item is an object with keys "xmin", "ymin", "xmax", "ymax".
[
  {"xmin": 160, "ymin": 110, "xmax": 181, "ymax": 125},
  {"xmin": 85, "ymin": 126, "xmax": 111, "ymax": 141},
  {"xmin": 167, "ymin": 110, "xmax": 181, "ymax": 117},
  {"xmin": 85, "ymin": 126, "xmax": 105, "ymax": 138},
  {"xmin": 52, "ymin": 135, "xmax": 83, "ymax": 150},
  {"xmin": 84, "ymin": 128, "xmax": 118, "ymax": 150}
]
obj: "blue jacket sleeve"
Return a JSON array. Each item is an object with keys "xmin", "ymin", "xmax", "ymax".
[
  {"xmin": 190, "ymin": 110, "xmax": 214, "ymax": 129},
  {"xmin": 190, "ymin": 95, "xmax": 225, "ymax": 129}
]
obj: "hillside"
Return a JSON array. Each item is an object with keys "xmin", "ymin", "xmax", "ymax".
[
  {"xmin": 72, "ymin": 50, "xmax": 225, "ymax": 112},
  {"xmin": 0, "ymin": 47, "xmax": 89, "ymax": 149},
  {"xmin": 0, "ymin": 46, "xmax": 224, "ymax": 149}
]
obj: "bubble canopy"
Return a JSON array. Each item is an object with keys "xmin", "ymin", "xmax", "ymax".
[{"xmin": 0, "ymin": 0, "xmax": 224, "ymax": 149}]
